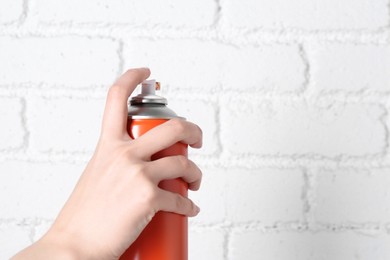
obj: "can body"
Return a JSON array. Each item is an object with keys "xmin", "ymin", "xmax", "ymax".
[{"xmin": 120, "ymin": 118, "xmax": 188, "ymax": 260}]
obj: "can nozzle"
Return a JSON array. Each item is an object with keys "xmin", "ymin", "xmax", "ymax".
[
  {"xmin": 141, "ymin": 79, "xmax": 160, "ymax": 95},
  {"xmin": 131, "ymin": 79, "xmax": 167, "ymax": 105}
]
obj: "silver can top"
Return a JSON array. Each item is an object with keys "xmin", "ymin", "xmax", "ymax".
[
  {"xmin": 130, "ymin": 80, "xmax": 167, "ymax": 106},
  {"xmin": 128, "ymin": 80, "xmax": 179, "ymax": 119}
]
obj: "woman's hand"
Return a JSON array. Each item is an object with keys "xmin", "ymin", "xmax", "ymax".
[{"xmin": 12, "ymin": 68, "xmax": 203, "ymax": 260}]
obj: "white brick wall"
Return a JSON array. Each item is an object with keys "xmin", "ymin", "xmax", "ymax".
[
  {"xmin": 189, "ymin": 229, "xmax": 225, "ymax": 260},
  {"xmin": 0, "ymin": 162, "xmax": 82, "ymax": 219},
  {"xmin": 0, "ymin": 97, "xmax": 25, "ymax": 150},
  {"xmin": 221, "ymin": 98, "xmax": 386, "ymax": 157},
  {"xmin": 189, "ymin": 168, "xmax": 226, "ymax": 225},
  {"xmin": 223, "ymin": 0, "xmax": 388, "ymax": 30},
  {"xmin": 314, "ymin": 168, "xmax": 390, "ymax": 222},
  {"xmin": 27, "ymin": 96, "xmax": 105, "ymax": 153},
  {"xmin": 1, "ymin": 0, "xmax": 390, "ymax": 259},
  {"xmin": 310, "ymin": 43, "xmax": 390, "ymax": 93},
  {"xmin": 0, "ymin": 0, "xmax": 23, "ymax": 24},
  {"xmin": 230, "ymin": 231, "xmax": 390, "ymax": 260},
  {"xmin": 0, "ymin": 37, "xmax": 118, "ymax": 87},
  {"xmin": 32, "ymin": 0, "xmax": 217, "ymax": 28},
  {"xmin": 226, "ymin": 168, "xmax": 304, "ymax": 223},
  {"xmin": 124, "ymin": 39, "xmax": 305, "ymax": 92},
  {"xmin": 0, "ymin": 224, "xmax": 31, "ymax": 260}
]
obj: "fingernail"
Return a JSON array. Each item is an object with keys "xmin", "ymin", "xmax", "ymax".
[{"xmin": 195, "ymin": 205, "xmax": 201, "ymax": 214}]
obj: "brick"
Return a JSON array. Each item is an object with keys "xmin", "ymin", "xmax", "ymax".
[
  {"xmin": 168, "ymin": 99, "xmax": 218, "ymax": 156},
  {"xmin": 0, "ymin": 0, "xmax": 23, "ymax": 24},
  {"xmin": 0, "ymin": 37, "xmax": 118, "ymax": 87},
  {"xmin": 189, "ymin": 229, "xmax": 224, "ymax": 260},
  {"xmin": 230, "ymin": 230, "xmax": 390, "ymax": 260},
  {"xmin": 28, "ymin": 96, "xmax": 105, "ymax": 153},
  {"xmin": 314, "ymin": 168, "xmax": 390, "ymax": 223},
  {"xmin": 0, "ymin": 97, "xmax": 24, "ymax": 150},
  {"xmin": 124, "ymin": 39, "xmax": 304, "ymax": 92},
  {"xmin": 0, "ymin": 224, "xmax": 31, "ymax": 259},
  {"xmin": 226, "ymin": 168, "xmax": 303, "ymax": 223},
  {"xmin": 224, "ymin": 0, "xmax": 388, "ymax": 30},
  {"xmin": 189, "ymin": 168, "xmax": 226, "ymax": 225},
  {"xmin": 33, "ymin": 0, "xmax": 216, "ymax": 28},
  {"xmin": 0, "ymin": 161, "xmax": 83, "ymax": 219},
  {"xmin": 311, "ymin": 44, "xmax": 390, "ymax": 92},
  {"xmin": 221, "ymin": 98, "xmax": 386, "ymax": 157}
]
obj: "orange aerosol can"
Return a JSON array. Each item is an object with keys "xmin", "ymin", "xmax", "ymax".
[{"xmin": 120, "ymin": 80, "xmax": 188, "ymax": 260}]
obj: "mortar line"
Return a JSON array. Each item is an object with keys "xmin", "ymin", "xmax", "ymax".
[
  {"xmin": 2, "ymin": 217, "xmax": 389, "ymax": 233},
  {"xmin": 214, "ymin": 94, "xmax": 223, "ymax": 157},
  {"xmin": 4, "ymin": 84, "xmax": 390, "ymax": 103},
  {"xmin": 212, "ymin": 0, "xmax": 223, "ymax": 29},
  {"xmin": 1, "ymin": 25, "xmax": 389, "ymax": 45},
  {"xmin": 304, "ymin": 168, "xmax": 318, "ymax": 231},
  {"xmin": 223, "ymin": 227, "xmax": 231, "ymax": 260},
  {"xmin": 18, "ymin": 0, "xmax": 30, "ymax": 26},
  {"xmin": 1, "ymin": 151, "xmax": 390, "ymax": 168},
  {"xmin": 388, "ymin": 0, "xmax": 390, "ymax": 28},
  {"xmin": 116, "ymin": 39, "xmax": 125, "ymax": 77},
  {"xmin": 379, "ymin": 104, "xmax": 390, "ymax": 157},
  {"xmin": 28, "ymin": 224, "xmax": 36, "ymax": 244},
  {"xmin": 298, "ymin": 43, "xmax": 310, "ymax": 96},
  {"xmin": 301, "ymin": 168, "xmax": 311, "ymax": 223},
  {"xmin": 20, "ymin": 97, "xmax": 30, "ymax": 152}
]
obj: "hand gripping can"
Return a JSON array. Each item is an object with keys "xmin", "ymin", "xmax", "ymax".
[{"xmin": 120, "ymin": 80, "xmax": 188, "ymax": 260}]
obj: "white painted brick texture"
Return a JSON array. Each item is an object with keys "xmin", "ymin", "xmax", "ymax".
[
  {"xmin": 124, "ymin": 39, "xmax": 305, "ymax": 92},
  {"xmin": 33, "ymin": 0, "xmax": 217, "ymax": 27},
  {"xmin": 0, "ymin": 97, "xmax": 25, "ymax": 150},
  {"xmin": 0, "ymin": 224, "xmax": 31, "ymax": 260},
  {"xmin": 0, "ymin": 0, "xmax": 23, "ymax": 24},
  {"xmin": 230, "ymin": 231, "xmax": 390, "ymax": 260},
  {"xmin": 221, "ymin": 98, "xmax": 386, "ymax": 157},
  {"xmin": 311, "ymin": 44, "xmax": 390, "ymax": 92},
  {"xmin": 0, "ymin": 37, "xmax": 118, "ymax": 87},
  {"xmin": 226, "ymin": 168, "xmax": 304, "ymax": 223},
  {"xmin": 27, "ymin": 96, "xmax": 105, "ymax": 153},
  {"xmin": 189, "ymin": 168, "xmax": 226, "ymax": 225},
  {"xmin": 0, "ymin": 162, "xmax": 83, "ymax": 219},
  {"xmin": 224, "ymin": 0, "xmax": 388, "ymax": 30},
  {"xmin": 189, "ymin": 230, "xmax": 224, "ymax": 260},
  {"xmin": 314, "ymin": 168, "xmax": 390, "ymax": 223},
  {"xmin": 0, "ymin": 0, "xmax": 390, "ymax": 259}
]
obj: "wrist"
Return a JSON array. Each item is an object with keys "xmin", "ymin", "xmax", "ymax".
[
  {"xmin": 11, "ymin": 230, "xmax": 81, "ymax": 260},
  {"xmin": 41, "ymin": 230, "xmax": 82, "ymax": 259}
]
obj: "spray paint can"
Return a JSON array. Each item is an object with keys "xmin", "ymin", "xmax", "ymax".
[{"xmin": 120, "ymin": 80, "xmax": 188, "ymax": 260}]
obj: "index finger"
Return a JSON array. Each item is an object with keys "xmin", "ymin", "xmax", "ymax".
[
  {"xmin": 101, "ymin": 68, "xmax": 151, "ymax": 139},
  {"xmin": 132, "ymin": 119, "xmax": 203, "ymax": 160}
]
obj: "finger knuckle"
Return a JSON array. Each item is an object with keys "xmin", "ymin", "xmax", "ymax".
[
  {"xmin": 196, "ymin": 125, "xmax": 203, "ymax": 139},
  {"xmin": 188, "ymin": 199, "xmax": 196, "ymax": 213},
  {"xmin": 176, "ymin": 155, "xmax": 190, "ymax": 169},
  {"xmin": 107, "ymin": 85, "xmax": 122, "ymax": 100},
  {"xmin": 169, "ymin": 118, "xmax": 187, "ymax": 134},
  {"xmin": 140, "ymin": 183, "xmax": 158, "ymax": 204},
  {"xmin": 175, "ymin": 195, "xmax": 187, "ymax": 210},
  {"xmin": 123, "ymin": 144, "xmax": 139, "ymax": 158},
  {"xmin": 197, "ymin": 166, "xmax": 203, "ymax": 180},
  {"xmin": 112, "ymin": 145, "xmax": 134, "ymax": 161},
  {"xmin": 125, "ymin": 68, "xmax": 136, "ymax": 75},
  {"xmin": 132, "ymin": 163, "xmax": 148, "ymax": 178},
  {"xmin": 132, "ymin": 169, "xmax": 155, "ymax": 196}
]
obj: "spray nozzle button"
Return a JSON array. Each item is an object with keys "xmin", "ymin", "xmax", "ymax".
[
  {"xmin": 141, "ymin": 79, "xmax": 160, "ymax": 95},
  {"xmin": 130, "ymin": 79, "xmax": 167, "ymax": 105}
]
